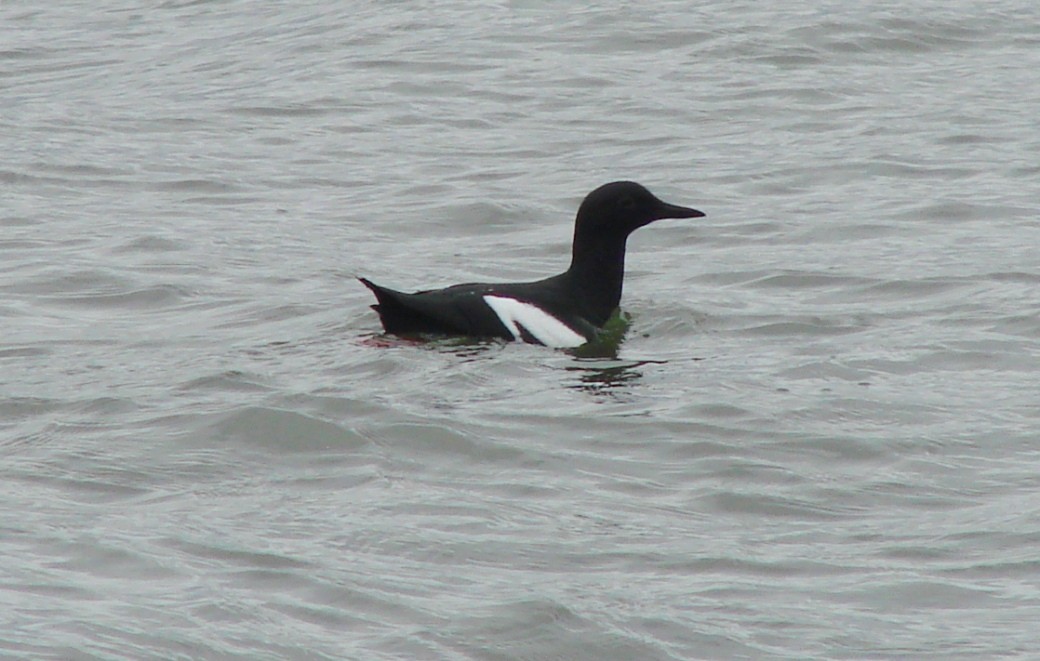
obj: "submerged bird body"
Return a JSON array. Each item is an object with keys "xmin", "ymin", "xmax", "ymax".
[{"xmin": 360, "ymin": 181, "xmax": 704, "ymax": 348}]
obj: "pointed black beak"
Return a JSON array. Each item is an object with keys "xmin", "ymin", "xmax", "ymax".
[{"xmin": 656, "ymin": 200, "xmax": 705, "ymax": 220}]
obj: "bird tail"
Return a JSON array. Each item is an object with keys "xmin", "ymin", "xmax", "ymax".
[
  {"xmin": 358, "ymin": 277, "xmax": 442, "ymax": 334},
  {"xmin": 357, "ymin": 277, "xmax": 387, "ymax": 315}
]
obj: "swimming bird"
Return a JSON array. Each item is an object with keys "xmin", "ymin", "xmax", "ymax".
[{"xmin": 359, "ymin": 181, "xmax": 704, "ymax": 348}]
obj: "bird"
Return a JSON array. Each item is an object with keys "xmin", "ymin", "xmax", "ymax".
[{"xmin": 359, "ymin": 181, "xmax": 704, "ymax": 348}]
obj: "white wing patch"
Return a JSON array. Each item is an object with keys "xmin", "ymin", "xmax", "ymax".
[{"xmin": 482, "ymin": 295, "xmax": 586, "ymax": 348}]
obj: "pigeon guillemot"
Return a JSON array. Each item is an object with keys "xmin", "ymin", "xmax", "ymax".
[{"xmin": 359, "ymin": 181, "xmax": 704, "ymax": 348}]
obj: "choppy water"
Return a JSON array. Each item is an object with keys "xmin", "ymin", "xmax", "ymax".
[{"xmin": 3, "ymin": 1, "xmax": 1040, "ymax": 659}]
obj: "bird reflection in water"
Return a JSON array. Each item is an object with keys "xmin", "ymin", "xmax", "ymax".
[{"xmin": 565, "ymin": 359, "xmax": 663, "ymax": 396}]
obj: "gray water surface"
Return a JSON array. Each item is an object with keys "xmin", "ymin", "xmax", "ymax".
[{"xmin": 3, "ymin": 1, "xmax": 1040, "ymax": 659}]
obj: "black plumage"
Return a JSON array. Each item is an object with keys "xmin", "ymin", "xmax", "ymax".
[{"xmin": 359, "ymin": 181, "xmax": 704, "ymax": 346}]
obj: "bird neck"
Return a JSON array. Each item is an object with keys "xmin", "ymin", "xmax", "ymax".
[{"xmin": 565, "ymin": 230, "xmax": 629, "ymax": 325}]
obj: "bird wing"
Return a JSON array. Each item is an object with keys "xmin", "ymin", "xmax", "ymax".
[{"xmin": 358, "ymin": 278, "xmax": 511, "ymax": 338}]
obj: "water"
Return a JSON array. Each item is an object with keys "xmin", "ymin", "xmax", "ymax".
[{"xmin": 3, "ymin": 1, "xmax": 1040, "ymax": 658}]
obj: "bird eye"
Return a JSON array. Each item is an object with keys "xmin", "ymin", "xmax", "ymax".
[{"xmin": 619, "ymin": 195, "xmax": 636, "ymax": 210}]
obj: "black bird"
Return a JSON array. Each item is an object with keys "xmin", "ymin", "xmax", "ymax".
[{"xmin": 359, "ymin": 181, "xmax": 704, "ymax": 347}]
